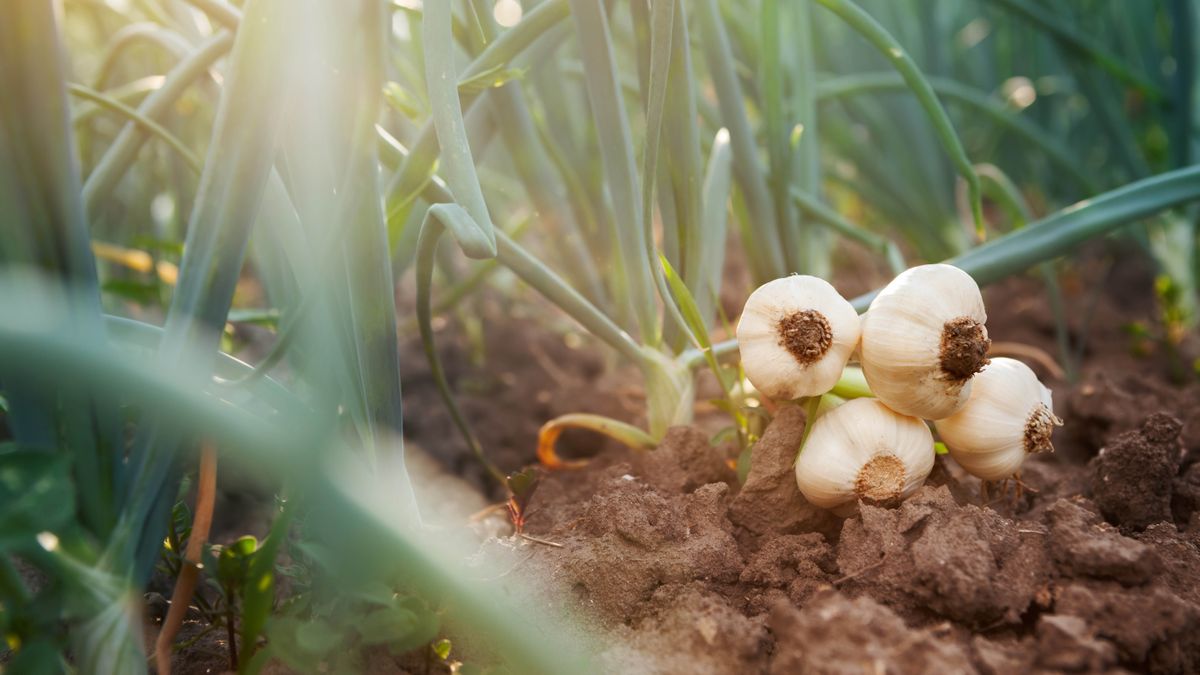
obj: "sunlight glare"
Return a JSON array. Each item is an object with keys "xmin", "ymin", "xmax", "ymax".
[
  {"xmin": 1002, "ymin": 76, "xmax": 1036, "ymax": 110},
  {"xmin": 494, "ymin": 0, "xmax": 523, "ymax": 28}
]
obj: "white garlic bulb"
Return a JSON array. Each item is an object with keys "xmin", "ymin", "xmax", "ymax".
[
  {"xmin": 794, "ymin": 398, "xmax": 935, "ymax": 510},
  {"xmin": 934, "ymin": 357, "xmax": 1061, "ymax": 481},
  {"xmin": 736, "ymin": 275, "xmax": 861, "ymax": 401},
  {"xmin": 860, "ymin": 264, "xmax": 990, "ymax": 420}
]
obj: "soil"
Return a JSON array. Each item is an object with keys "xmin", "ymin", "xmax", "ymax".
[{"xmin": 162, "ymin": 243, "xmax": 1200, "ymax": 673}]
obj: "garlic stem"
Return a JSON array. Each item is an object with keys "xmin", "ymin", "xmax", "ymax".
[{"xmin": 830, "ymin": 366, "xmax": 873, "ymax": 399}]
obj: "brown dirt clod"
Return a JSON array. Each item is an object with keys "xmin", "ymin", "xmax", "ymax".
[
  {"xmin": 1045, "ymin": 498, "xmax": 1162, "ymax": 585},
  {"xmin": 768, "ymin": 592, "xmax": 977, "ymax": 675},
  {"xmin": 836, "ymin": 485, "xmax": 1049, "ymax": 628},
  {"xmin": 777, "ymin": 309, "xmax": 833, "ymax": 366},
  {"xmin": 1090, "ymin": 412, "xmax": 1183, "ymax": 530},
  {"xmin": 728, "ymin": 406, "xmax": 838, "ymax": 539},
  {"xmin": 939, "ymin": 316, "xmax": 991, "ymax": 381},
  {"xmin": 1055, "ymin": 581, "xmax": 1200, "ymax": 671}
]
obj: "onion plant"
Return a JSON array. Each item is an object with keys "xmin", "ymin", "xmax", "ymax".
[{"xmin": 403, "ymin": 0, "xmax": 1200, "ymax": 470}]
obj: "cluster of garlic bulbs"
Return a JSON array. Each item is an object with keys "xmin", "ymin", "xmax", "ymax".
[{"xmin": 736, "ymin": 264, "xmax": 1062, "ymax": 511}]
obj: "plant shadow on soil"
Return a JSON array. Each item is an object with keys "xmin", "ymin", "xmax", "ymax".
[{"xmin": 162, "ymin": 243, "xmax": 1200, "ymax": 674}]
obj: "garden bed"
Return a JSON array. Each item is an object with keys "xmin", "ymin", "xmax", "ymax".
[{"xmin": 410, "ymin": 252, "xmax": 1200, "ymax": 674}]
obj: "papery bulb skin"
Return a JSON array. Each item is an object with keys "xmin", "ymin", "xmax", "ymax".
[
  {"xmin": 860, "ymin": 264, "xmax": 990, "ymax": 420},
  {"xmin": 934, "ymin": 357, "xmax": 1061, "ymax": 481},
  {"xmin": 794, "ymin": 398, "xmax": 936, "ymax": 510}
]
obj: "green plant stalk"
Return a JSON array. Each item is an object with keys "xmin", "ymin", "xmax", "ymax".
[
  {"xmin": 815, "ymin": 72, "xmax": 1099, "ymax": 195},
  {"xmin": 117, "ymin": 0, "xmax": 303, "ymax": 583},
  {"xmin": 470, "ymin": 4, "xmax": 607, "ymax": 308},
  {"xmin": 90, "ymin": 23, "xmax": 189, "ymax": 90},
  {"xmin": 399, "ymin": 218, "xmax": 531, "ymax": 334},
  {"xmin": 633, "ymin": 0, "xmax": 698, "ymax": 350},
  {"xmin": 568, "ymin": 0, "xmax": 659, "ymax": 345},
  {"xmin": 790, "ymin": 187, "xmax": 906, "ymax": 274},
  {"xmin": 495, "ymin": 229, "xmax": 645, "ymax": 364},
  {"xmin": 662, "ymin": 0, "xmax": 704, "ymax": 284},
  {"xmin": 1, "ymin": 0, "xmax": 137, "ymax": 666},
  {"xmin": 813, "ymin": 0, "xmax": 984, "ymax": 234},
  {"xmin": 71, "ymin": 76, "xmax": 163, "ymax": 125},
  {"xmin": 424, "ymin": 0, "xmax": 496, "ymax": 250},
  {"xmin": 0, "ymin": 291, "xmax": 323, "ymax": 471},
  {"xmin": 385, "ymin": 0, "xmax": 569, "ymax": 214},
  {"xmin": 984, "ymin": 0, "xmax": 1166, "ymax": 101},
  {"xmin": 82, "ymin": 31, "xmax": 233, "ymax": 218},
  {"xmin": 944, "ymin": 166, "xmax": 1200, "ymax": 289},
  {"xmin": 274, "ymin": 0, "xmax": 417, "ymax": 500},
  {"xmin": 66, "ymin": 83, "xmax": 202, "ymax": 174},
  {"xmin": 693, "ymin": 165, "xmax": 1200, "ymax": 366},
  {"xmin": 829, "ymin": 366, "xmax": 872, "ymax": 400},
  {"xmin": 182, "ymin": 0, "xmax": 241, "ymax": 29},
  {"xmin": 415, "ymin": 205, "xmax": 507, "ymax": 487},
  {"xmin": 0, "ymin": 0, "xmax": 115, "ymax": 542},
  {"xmin": 386, "ymin": 103, "xmax": 497, "ymax": 278},
  {"xmin": 640, "ymin": 344, "xmax": 696, "ymax": 438},
  {"xmin": 760, "ymin": 0, "xmax": 803, "ymax": 273},
  {"xmin": 633, "ymin": 0, "xmax": 703, "ymax": 296},
  {"xmin": 104, "ymin": 315, "xmax": 299, "ymax": 412},
  {"xmin": 378, "ymin": 119, "xmax": 648, "ymax": 366},
  {"xmin": 788, "ymin": 0, "xmax": 830, "ymax": 277},
  {"xmin": 693, "ymin": 129, "xmax": 733, "ymax": 325},
  {"xmin": 693, "ymin": 0, "xmax": 786, "ymax": 281}
]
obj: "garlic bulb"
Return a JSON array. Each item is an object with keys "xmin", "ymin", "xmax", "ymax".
[
  {"xmin": 736, "ymin": 275, "xmax": 861, "ymax": 400},
  {"xmin": 934, "ymin": 357, "xmax": 1061, "ymax": 481},
  {"xmin": 794, "ymin": 398, "xmax": 935, "ymax": 510},
  {"xmin": 860, "ymin": 264, "xmax": 990, "ymax": 420}
]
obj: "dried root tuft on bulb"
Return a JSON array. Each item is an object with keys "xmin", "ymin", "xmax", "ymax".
[
  {"xmin": 1022, "ymin": 404, "xmax": 1063, "ymax": 454},
  {"xmin": 854, "ymin": 454, "xmax": 907, "ymax": 506},
  {"xmin": 794, "ymin": 399, "xmax": 935, "ymax": 511},
  {"xmin": 938, "ymin": 316, "xmax": 991, "ymax": 382},
  {"xmin": 736, "ymin": 275, "xmax": 861, "ymax": 401},
  {"xmin": 776, "ymin": 309, "xmax": 834, "ymax": 365}
]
